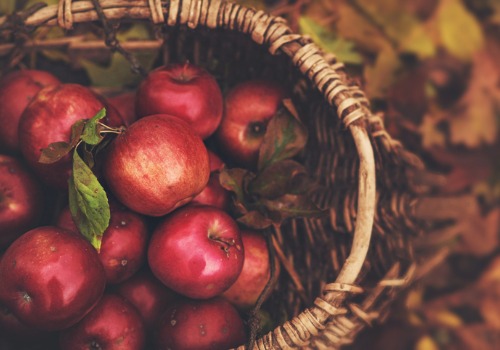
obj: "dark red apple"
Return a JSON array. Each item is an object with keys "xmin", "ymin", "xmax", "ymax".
[
  {"xmin": 103, "ymin": 114, "xmax": 210, "ymax": 216},
  {"xmin": 107, "ymin": 91, "xmax": 138, "ymax": 126},
  {"xmin": 59, "ymin": 294, "xmax": 145, "ymax": 350},
  {"xmin": 18, "ymin": 83, "xmax": 124, "ymax": 189},
  {"xmin": 214, "ymin": 79, "xmax": 286, "ymax": 169},
  {"xmin": 156, "ymin": 297, "xmax": 246, "ymax": 350},
  {"xmin": 190, "ymin": 172, "xmax": 230, "ymax": 210},
  {"xmin": 0, "ymin": 69, "xmax": 60, "ymax": 153},
  {"xmin": 148, "ymin": 205, "xmax": 244, "ymax": 299},
  {"xmin": 207, "ymin": 149, "xmax": 224, "ymax": 172},
  {"xmin": 0, "ymin": 226, "xmax": 106, "ymax": 331},
  {"xmin": 115, "ymin": 269, "xmax": 178, "ymax": 328},
  {"xmin": 135, "ymin": 63, "xmax": 223, "ymax": 139},
  {"xmin": 56, "ymin": 203, "xmax": 149, "ymax": 284},
  {"xmin": 223, "ymin": 230, "xmax": 280, "ymax": 309},
  {"xmin": 0, "ymin": 155, "xmax": 44, "ymax": 249}
]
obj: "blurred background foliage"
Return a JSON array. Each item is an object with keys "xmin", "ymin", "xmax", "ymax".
[{"xmin": 1, "ymin": 0, "xmax": 499, "ymax": 349}]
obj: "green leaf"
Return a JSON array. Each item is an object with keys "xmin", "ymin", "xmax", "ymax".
[
  {"xmin": 437, "ymin": 0, "xmax": 485, "ymax": 61},
  {"xmin": 219, "ymin": 168, "xmax": 253, "ymax": 208},
  {"xmin": 249, "ymin": 160, "xmax": 310, "ymax": 199},
  {"xmin": 68, "ymin": 150, "xmax": 110, "ymax": 251},
  {"xmin": 298, "ymin": 16, "xmax": 363, "ymax": 64},
  {"xmin": 81, "ymin": 108, "xmax": 106, "ymax": 145},
  {"xmin": 258, "ymin": 104, "xmax": 308, "ymax": 171}
]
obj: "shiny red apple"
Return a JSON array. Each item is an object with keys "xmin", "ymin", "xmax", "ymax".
[
  {"xmin": 0, "ymin": 226, "xmax": 106, "ymax": 331},
  {"xmin": 223, "ymin": 229, "xmax": 281, "ymax": 309},
  {"xmin": 59, "ymin": 294, "xmax": 145, "ymax": 350},
  {"xmin": 148, "ymin": 205, "xmax": 244, "ymax": 299},
  {"xmin": 107, "ymin": 91, "xmax": 138, "ymax": 126},
  {"xmin": 18, "ymin": 83, "xmax": 124, "ymax": 189},
  {"xmin": 156, "ymin": 297, "xmax": 246, "ymax": 350},
  {"xmin": 214, "ymin": 79, "xmax": 286, "ymax": 169},
  {"xmin": 135, "ymin": 63, "xmax": 223, "ymax": 139},
  {"xmin": 56, "ymin": 203, "xmax": 149, "ymax": 284},
  {"xmin": 0, "ymin": 69, "xmax": 60, "ymax": 153},
  {"xmin": 115, "ymin": 269, "xmax": 178, "ymax": 328},
  {"xmin": 103, "ymin": 114, "xmax": 210, "ymax": 216},
  {"xmin": 0, "ymin": 155, "xmax": 44, "ymax": 249}
]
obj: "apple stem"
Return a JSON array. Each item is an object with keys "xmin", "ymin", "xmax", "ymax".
[
  {"xmin": 98, "ymin": 123, "xmax": 126, "ymax": 135},
  {"xmin": 208, "ymin": 235, "xmax": 235, "ymax": 256}
]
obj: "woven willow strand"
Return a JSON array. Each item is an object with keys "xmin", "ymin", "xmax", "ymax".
[{"xmin": 2, "ymin": 1, "xmax": 378, "ymax": 348}]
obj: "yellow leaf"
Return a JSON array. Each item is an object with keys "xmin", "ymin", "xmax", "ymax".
[
  {"xmin": 431, "ymin": 310, "xmax": 463, "ymax": 328},
  {"xmin": 364, "ymin": 46, "xmax": 402, "ymax": 99},
  {"xmin": 437, "ymin": 0, "xmax": 484, "ymax": 61},
  {"xmin": 401, "ymin": 23, "xmax": 436, "ymax": 59},
  {"xmin": 415, "ymin": 335, "xmax": 440, "ymax": 350}
]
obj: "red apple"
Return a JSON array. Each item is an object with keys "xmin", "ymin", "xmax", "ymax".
[
  {"xmin": 59, "ymin": 294, "xmax": 145, "ymax": 350},
  {"xmin": 135, "ymin": 63, "xmax": 223, "ymax": 139},
  {"xmin": 0, "ymin": 226, "xmax": 106, "ymax": 331},
  {"xmin": 214, "ymin": 79, "xmax": 286, "ymax": 169},
  {"xmin": 107, "ymin": 91, "xmax": 138, "ymax": 126},
  {"xmin": 115, "ymin": 269, "xmax": 178, "ymax": 328},
  {"xmin": 148, "ymin": 205, "xmax": 244, "ymax": 299},
  {"xmin": 0, "ymin": 69, "xmax": 60, "ymax": 153},
  {"xmin": 190, "ymin": 172, "xmax": 230, "ymax": 210},
  {"xmin": 223, "ymin": 230, "xmax": 280, "ymax": 309},
  {"xmin": 103, "ymin": 114, "xmax": 210, "ymax": 216},
  {"xmin": 0, "ymin": 155, "xmax": 44, "ymax": 249},
  {"xmin": 156, "ymin": 297, "xmax": 246, "ymax": 350},
  {"xmin": 18, "ymin": 83, "xmax": 124, "ymax": 189},
  {"xmin": 56, "ymin": 203, "xmax": 149, "ymax": 284},
  {"xmin": 207, "ymin": 149, "xmax": 224, "ymax": 172}
]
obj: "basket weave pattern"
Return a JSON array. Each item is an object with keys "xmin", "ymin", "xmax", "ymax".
[{"xmin": 0, "ymin": 1, "xmax": 424, "ymax": 348}]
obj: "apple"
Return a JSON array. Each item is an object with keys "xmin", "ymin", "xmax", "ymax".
[
  {"xmin": 56, "ymin": 203, "xmax": 149, "ymax": 284},
  {"xmin": 214, "ymin": 79, "xmax": 286, "ymax": 169},
  {"xmin": 0, "ymin": 69, "xmax": 60, "ymax": 153},
  {"xmin": 0, "ymin": 226, "xmax": 106, "ymax": 331},
  {"xmin": 190, "ymin": 172, "xmax": 230, "ymax": 210},
  {"xmin": 156, "ymin": 297, "xmax": 246, "ymax": 350},
  {"xmin": 148, "ymin": 205, "xmax": 244, "ymax": 299},
  {"xmin": 115, "ymin": 268, "xmax": 178, "ymax": 328},
  {"xmin": 207, "ymin": 149, "xmax": 224, "ymax": 172},
  {"xmin": 0, "ymin": 154, "xmax": 44, "ymax": 249},
  {"xmin": 103, "ymin": 114, "xmax": 210, "ymax": 216},
  {"xmin": 18, "ymin": 83, "xmax": 125, "ymax": 189},
  {"xmin": 223, "ymin": 230, "xmax": 280, "ymax": 309},
  {"xmin": 107, "ymin": 91, "xmax": 138, "ymax": 126},
  {"xmin": 59, "ymin": 293, "xmax": 145, "ymax": 350},
  {"xmin": 135, "ymin": 63, "xmax": 223, "ymax": 139}
]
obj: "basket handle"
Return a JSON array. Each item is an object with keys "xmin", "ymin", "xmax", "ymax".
[{"xmin": 16, "ymin": 0, "xmax": 377, "ymax": 347}]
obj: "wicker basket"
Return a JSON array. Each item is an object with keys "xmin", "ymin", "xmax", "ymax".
[{"xmin": 0, "ymin": 0, "xmax": 427, "ymax": 348}]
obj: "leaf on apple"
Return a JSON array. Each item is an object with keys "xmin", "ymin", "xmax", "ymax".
[
  {"xmin": 81, "ymin": 108, "xmax": 106, "ymax": 146},
  {"xmin": 257, "ymin": 102, "xmax": 308, "ymax": 171},
  {"xmin": 39, "ymin": 120, "xmax": 85, "ymax": 164},
  {"xmin": 69, "ymin": 150, "xmax": 110, "ymax": 251}
]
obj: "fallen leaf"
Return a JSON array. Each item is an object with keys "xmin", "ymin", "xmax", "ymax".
[
  {"xmin": 436, "ymin": 0, "xmax": 485, "ymax": 61},
  {"xmin": 415, "ymin": 335, "xmax": 440, "ymax": 350},
  {"xmin": 364, "ymin": 45, "xmax": 403, "ymax": 99},
  {"xmin": 298, "ymin": 15, "xmax": 363, "ymax": 64}
]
